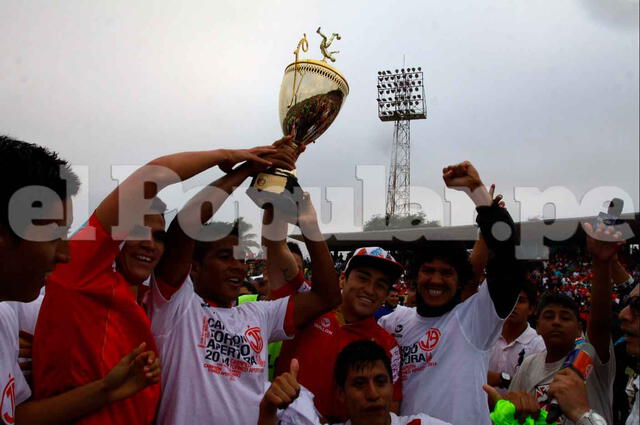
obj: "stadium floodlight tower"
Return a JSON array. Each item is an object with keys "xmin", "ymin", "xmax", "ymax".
[{"xmin": 377, "ymin": 67, "xmax": 426, "ymax": 222}]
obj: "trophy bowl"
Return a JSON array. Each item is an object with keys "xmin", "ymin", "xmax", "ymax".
[
  {"xmin": 279, "ymin": 59, "xmax": 349, "ymax": 145},
  {"xmin": 247, "ymin": 31, "xmax": 349, "ymax": 216}
]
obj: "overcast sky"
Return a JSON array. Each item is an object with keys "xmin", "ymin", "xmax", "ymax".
[{"xmin": 1, "ymin": 0, "xmax": 638, "ymax": 236}]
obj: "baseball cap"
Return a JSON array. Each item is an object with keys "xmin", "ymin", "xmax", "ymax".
[{"xmin": 345, "ymin": 247, "xmax": 404, "ymax": 282}]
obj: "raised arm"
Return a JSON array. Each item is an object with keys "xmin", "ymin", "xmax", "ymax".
[
  {"xmin": 290, "ymin": 194, "xmax": 341, "ymax": 329},
  {"xmin": 584, "ymin": 221, "xmax": 624, "ymax": 363},
  {"xmin": 155, "ymin": 142, "xmax": 297, "ymax": 288},
  {"xmin": 95, "ymin": 146, "xmax": 276, "ymax": 237},
  {"xmin": 16, "ymin": 343, "xmax": 159, "ymax": 425},
  {"xmin": 261, "ymin": 206, "xmax": 300, "ymax": 292},
  {"xmin": 443, "ymin": 161, "xmax": 520, "ymax": 318}
]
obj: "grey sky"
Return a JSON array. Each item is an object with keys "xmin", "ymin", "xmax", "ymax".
[{"xmin": 1, "ymin": 0, "xmax": 638, "ymax": 235}]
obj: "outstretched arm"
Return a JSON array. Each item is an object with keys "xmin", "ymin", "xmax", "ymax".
[
  {"xmin": 290, "ymin": 195, "xmax": 341, "ymax": 329},
  {"xmin": 155, "ymin": 141, "xmax": 297, "ymax": 288},
  {"xmin": 261, "ymin": 206, "xmax": 300, "ymax": 293},
  {"xmin": 584, "ymin": 221, "xmax": 624, "ymax": 363},
  {"xmin": 443, "ymin": 161, "xmax": 520, "ymax": 318},
  {"xmin": 16, "ymin": 343, "xmax": 160, "ymax": 425},
  {"xmin": 95, "ymin": 146, "xmax": 277, "ymax": 237}
]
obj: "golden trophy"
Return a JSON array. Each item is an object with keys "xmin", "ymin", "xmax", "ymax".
[{"xmin": 247, "ymin": 27, "xmax": 349, "ymax": 215}]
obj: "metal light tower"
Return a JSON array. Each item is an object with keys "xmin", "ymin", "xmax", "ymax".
[{"xmin": 376, "ymin": 67, "xmax": 426, "ymax": 220}]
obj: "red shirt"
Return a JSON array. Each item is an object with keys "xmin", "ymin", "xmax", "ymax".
[
  {"xmin": 33, "ymin": 214, "xmax": 160, "ymax": 424},
  {"xmin": 276, "ymin": 309, "xmax": 402, "ymax": 422}
]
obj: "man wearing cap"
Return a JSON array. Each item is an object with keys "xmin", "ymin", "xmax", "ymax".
[{"xmin": 275, "ymin": 246, "xmax": 404, "ymax": 423}]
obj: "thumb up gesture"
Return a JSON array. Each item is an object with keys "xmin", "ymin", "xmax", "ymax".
[{"xmin": 262, "ymin": 359, "xmax": 301, "ymax": 410}]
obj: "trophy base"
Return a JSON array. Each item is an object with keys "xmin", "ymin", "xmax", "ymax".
[{"xmin": 246, "ymin": 168, "xmax": 303, "ymax": 217}]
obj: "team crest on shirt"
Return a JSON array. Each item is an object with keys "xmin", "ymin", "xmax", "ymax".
[
  {"xmin": 314, "ymin": 317, "xmax": 333, "ymax": 335},
  {"xmin": 418, "ymin": 328, "xmax": 441, "ymax": 352},
  {"xmin": 535, "ymin": 384, "xmax": 550, "ymax": 404},
  {"xmin": 244, "ymin": 327, "xmax": 264, "ymax": 353},
  {"xmin": 1, "ymin": 375, "xmax": 16, "ymax": 424},
  {"xmin": 393, "ymin": 324, "xmax": 404, "ymax": 337}
]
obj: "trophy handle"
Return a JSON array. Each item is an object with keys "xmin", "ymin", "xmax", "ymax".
[{"xmin": 289, "ymin": 35, "xmax": 309, "ymax": 108}]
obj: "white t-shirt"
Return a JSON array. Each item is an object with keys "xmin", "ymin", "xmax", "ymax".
[
  {"xmin": 379, "ymin": 282, "xmax": 504, "ymax": 425},
  {"xmin": 0, "ymin": 303, "xmax": 31, "ymax": 424},
  {"xmin": 627, "ymin": 376, "xmax": 639, "ymax": 425},
  {"xmin": 147, "ymin": 276, "xmax": 293, "ymax": 425},
  {"xmin": 276, "ymin": 385, "xmax": 451, "ymax": 425},
  {"xmin": 509, "ymin": 343, "xmax": 615, "ymax": 425},
  {"xmin": 7, "ymin": 291, "xmax": 44, "ymax": 336},
  {"xmin": 489, "ymin": 323, "xmax": 546, "ymax": 393}
]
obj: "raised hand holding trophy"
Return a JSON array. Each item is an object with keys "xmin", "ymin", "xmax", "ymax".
[{"xmin": 247, "ymin": 28, "xmax": 349, "ymax": 216}]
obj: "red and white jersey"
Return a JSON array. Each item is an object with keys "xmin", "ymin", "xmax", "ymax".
[
  {"xmin": 276, "ymin": 310, "xmax": 402, "ymax": 422},
  {"xmin": 379, "ymin": 282, "xmax": 503, "ymax": 425},
  {"xmin": 0, "ymin": 303, "xmax": 31, "ymax": 425},
  {"xmin": 147, "ymin": 276, "xmax": 295, "ymax": 425},
  {"xmin": 276, "ymin": 386, "xmax": 451, "ymax": 425}
]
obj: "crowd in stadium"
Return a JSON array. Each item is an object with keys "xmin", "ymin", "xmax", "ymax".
[{"xmin": 1, "ymin": 134, "xmax": 638, "ymax": 425}]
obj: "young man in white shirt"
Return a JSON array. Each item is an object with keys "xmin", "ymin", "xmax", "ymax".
[
  {"xmin": 488, "ymin": 280, "xmax": 545, "ymax": 393},
  {"xmin": 509, "ymin": 223, "xmax": 622, "ymax": 424},
  {"xmin": 148, "ymin": 139, "xmax": 341, "ymax": 425},
  {"xmin": 260, "ymin": 340, "xmax": 451, "ymax": 425},
  {"xmin": 378, "ymin": 161, "xmax": 522, "ymax": 425}
]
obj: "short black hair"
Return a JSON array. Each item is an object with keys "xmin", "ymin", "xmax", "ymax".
[
  {"xmin": 193, "ymin": 221, "xmax": 240, "ymax": 263},
  {"xmin": 520, "ymin": 280, "xmax": 538, "ymax": 307},
  {"xmin": 0, "ymin": 135, "xmax": 80, "ymax": 235},
  {"xmin": 408, "ymin": 243, "xmax": 474, "ymax": 289},
  {"xmin": 536, "ymin": 292, "xmax": 579, "ymax": 320},
  {"xmin": 334, "ymin": 340, "xmax": 392, "ymax": 389},
  {"xmin": 389, "ymin": 287, "xmax": 399, "ymax": 293},
  {"xmin": 287, "ymin": 242, "xmax": 303, "ymax": 259}
]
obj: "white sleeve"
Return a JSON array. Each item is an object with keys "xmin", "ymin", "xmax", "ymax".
[
  {"xmin": 238, "ymin": 297, "xmax": 293, "ymax": 343},
  {"xmin": 12, "ymin": 358, "xmax": 31, "ymax": 405},
  {"xmin": 276, "ymin": 386, "xmax": 323, "ymax": 425},
  {"xmin": 378, "ymin": 310, "xmax": 396, "ymax": 332},
  {"xmin": 455, "ymin": 282, "xmax": 504, "ymax": 351},
  {"xmin": 0, "ymin": 304, "xmax": 32, "ymax": 405},
  {"xmin": 12, "ymin": 294, "xmax": 44, "ymax": 335},
  {"xmin": 147, "ymin": 275, "xmax": 196, "ymax": 338}
]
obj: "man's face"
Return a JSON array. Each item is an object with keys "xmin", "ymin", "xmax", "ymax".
[
  {"xmin": 116, "ymin": 214, "xmax": 166, "ymax": 285},
  {"xmin": 341, "ymin": 266, "xmax": 392, "ymax": 320},
  {"xmin": 338, "ymin": 360, "xmax": 392, "ymax": 425},
  {"xmin": 536, "ymin": 304, "xmax": 580, "ymax": 352},
  {"xmin": 619, "ymin": 285, "xmax": 640, "ymax": 358},
  {"xmin": 191, "ymin": 236, "xmax": 247, "ymax": 307},
  {"xmin": 416, "ymin": 259, "xmax": 459, "ymax": 308},
  {"xmin": 0, "ymin": 199, "xmax": 72, "ymax": 302},
  {"xmin": 505, "ymin": 290, "xmax": 534, "ymax": 326},
  {"xmin": 386, "ymin": 290, "xmax": 399, "ymax": 308}
]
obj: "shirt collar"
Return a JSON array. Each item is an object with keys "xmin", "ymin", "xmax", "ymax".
[{"xmin": 514, "ymin": 324, "xmax": 539, "ymax": 345}]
